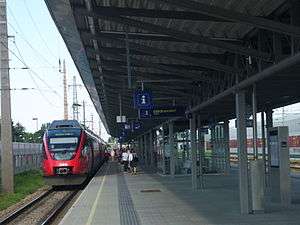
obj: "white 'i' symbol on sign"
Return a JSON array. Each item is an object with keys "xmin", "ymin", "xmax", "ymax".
[{"xmin": 141, "ymin": 95, "xmax": 146, "ymax": 104}]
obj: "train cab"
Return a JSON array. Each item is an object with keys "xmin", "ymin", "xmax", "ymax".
[{"xmin": 42, "ymin": 120, "xmax": 105, "ymax": 186}]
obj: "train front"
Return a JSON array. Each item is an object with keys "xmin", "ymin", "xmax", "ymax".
[{"xmin": 42, "ymin": 123, "xmax": 89, "ymax": 186}]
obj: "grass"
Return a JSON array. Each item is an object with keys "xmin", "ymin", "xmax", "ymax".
[{"xmin": 0, "ymin": 170, "xmax": 45, "ymax": 211}]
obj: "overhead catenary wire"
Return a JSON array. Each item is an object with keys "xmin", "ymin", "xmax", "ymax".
[
  {"xmin": 7, "ymin": 6, "xmax": 57, "ymax": 69},
  {"xmin": 22, "ymin": 0, "xmax": 57, "ymax": 60},
  {"xmin": 2, "ymin": 40, "xmax": 60, "ymax": 107},
  {"xmin": 13, "ymin": 40, "xmax": 62, "ymax": 98}
]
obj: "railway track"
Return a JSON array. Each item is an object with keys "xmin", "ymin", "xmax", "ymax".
[
  {"xmin": 0, "ymin": 188, "xmax": 79, "ymax": 225},
  {"xmin": 0, "ymin": 160, "xmax": 107, "ymax": 225}
]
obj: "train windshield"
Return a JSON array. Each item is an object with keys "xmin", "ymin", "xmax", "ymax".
[{"xmin": 47, "ymin": 129, "xmax": 81, "ymax": 160}]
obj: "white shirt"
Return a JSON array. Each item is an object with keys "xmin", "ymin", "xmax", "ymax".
[
  {"xmin": 122, "ymin": 152, "xmax": 129, "ymax": 161},
  {"xmin": 111, "ymin": 150, "xmax": 115, "ymax": 157},
  {"xmin": 128, "ymin": 153, "xmax": 133, "ymax": 162}
]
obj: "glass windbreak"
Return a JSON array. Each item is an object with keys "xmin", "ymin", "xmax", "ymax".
[{"xmin": 48, "ymin": 137, "xmax": 79, "ymax": 160}]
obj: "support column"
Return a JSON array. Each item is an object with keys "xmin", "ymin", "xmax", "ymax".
[
  {"xmin": 261, "ymin": 112, "xmax": 267, "ymax": 175},
  {"xmin": 169, "ymin": 122, "xmax": 175, "ymax": 177},
  {"xmin": 162, "ymin": 125, "xmax": 166, "ymax": 175},
  {"xmin": 141, "ymin": 136, "xmax": 145, "ymax": 165},
  {"xmin": 291, "ymin": 0, "xmax": 300, "ymax": 55},
  {"xmin": 149, "ymin": 130, "xmax": 154, "ymax": 168},
  {"xmin": 236, "ymin": 90, "xmax": 251, "ymax": 214},
  {"xmin": 144, "ymin": 134, "xmax": 148, "ymax": 167},
  {"xmin": 197, "ymin": 115, "xmax": 204, "ymax": 189},
  {"xmin": 211, "ymin": 126, "xmax": 216, "ymax": 171},
  {"xmin": 190, "ymin": 114, "xmax": 197, "ymax": 190},
  {"xmin": 266, "ymin": 110, "xmax": 273, "ymax": 179},
  {"xmin": 252, "ymin": 84, "xmax": 258, "ymax": 159},
  {"xmin": 224, "ymin": 120, "xmax": 230, "ymax": 175}
]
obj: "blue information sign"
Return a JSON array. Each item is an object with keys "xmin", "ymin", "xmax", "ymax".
[
  {"xmin": 134, "ymin": 90, "xmax": 153, "ymax": 109},
  {"xmin": 124, "ymin": 123, "xmax": 131, "ymax": 130},
  {"xmin": 139, "ymin": 109, "xmax": 152, "ymax": 119},
  {"xmin": 133, "ymin": 122, "xmax": 142, "ymax": 130}
]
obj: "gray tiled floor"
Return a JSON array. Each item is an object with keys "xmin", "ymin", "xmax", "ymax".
[{"xmin": 59, "ymin": 162, "xmax": 300, "ymax": 225}]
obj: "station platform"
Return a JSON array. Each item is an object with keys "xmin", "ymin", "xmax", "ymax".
[{"xmin": 59, "ymin": 162, "xmax": 300, "ymax": 225}]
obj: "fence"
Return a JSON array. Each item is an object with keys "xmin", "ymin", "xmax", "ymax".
[{"xmin": 0, "ymin": 142, "xmax": 43, "ymax": 174}]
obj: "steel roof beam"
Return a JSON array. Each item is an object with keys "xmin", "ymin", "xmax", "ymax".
[
  {"xmin": 81, "ymin": 32, "xmax": 240, "ymax": 74},
  {"xmin": 74, "ymin": 6, "xmax": 230, "ymax": 22},
  {"xmin": 96, "ymin": 60, "xmax": 212, "ymax": 80},
  {"xmin": 100, "ymin": 70, "xmax": 199, "ymax": 85},
  {"xmin": 85, "ymin": 46, "xmax": 224, "ymax": 60},
  {"xmin": 91, "ymin": 31, "xmax": 242, "ymax": 44},
  {"xmin": 76, "ymin": 9, "xmax": 270, "ymax": 59},
  {"xmin": 85, "ymin": 45, "xmax": 216, "ymax": 81},
  {"xmin": 97, "ymin": 58, "xmax": 212, "ymax": 72},
  {"xmin": 104, "ymin": 80, "xmax": 193, "ymax": 97},
  {"xmin": 105, "ymin": 88, "xmax": 184, "ymax": 100},
  {"xmin": 151, "ymin": 0, "xmax": 300, "ymax": 37},
  {"xmin": 187, "ymin": 52, "xmax": 300, "ymax": 114}
]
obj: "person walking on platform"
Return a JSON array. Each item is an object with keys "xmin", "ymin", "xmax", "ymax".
[
  {"xmin": 131, "ymin": 150, "xmax": 138, "ymax": 175},
  {"xmin": 122, "ymin": 150, "xmax": 129, "ymax": 172},
  {"xmin": 110, "ymin": 149, "xmax": 115, "ymax": 162},
  {"xmin": 128, "ymin": 150, "xmax": 133, "ymax": 174}
]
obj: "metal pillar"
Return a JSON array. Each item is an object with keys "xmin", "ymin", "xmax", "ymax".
[
  {"xmin": 291, "ymin": 0, "xmax": 300, "ymax": 55},
  {"xmin": 149, "ymin": 130, "xmax": 154, "ymax": 168},
  {"xmin": 125, "ymin": 32, "xmax": 132, "ymax": 89},
  {"xmin": 0, "ymin": 0, "xmax": 14, "ymax": 193},
  {"xmin": 82, "ymin": 100, "xmax": 86, "ymax": 126},
  {"xmin": 144, "ymin": 135, "xmax": 148, "ymax": 167},
  {"xmin": 266, "ymin": 110, "xmax": 273, "ymax": 179},
  {"xmin": 197, "ymin": 115, "xmax": 204, "ymax": 189},
  {"xmin": 169, "ymin": 122, "xmax": 175, "ymax": 177},
  {"xmin": 62, "ymin": 60, "xmax": 68, "ymax": 120},
  {"xmin": 261, "ymin": 112, "xmax": 267, "ymax": 175},
  {"xmin": 162, "ymin": 125, "xmax": 166, "ymax": 174},
  {"xmin": 252, "ymin": 84, "xmax": 258, "ymax": 159},
  {"xmin": 139, "ymin": 136, "xmax": 143, "ymax": 163},
  {"xmin": 224, "ymin": 120, "xmax": 230, "ymax": 175},
  {"xmin": 190, "ymin": 114, "xmax": 197, "ymax": 190},
  {"xmin": 138, "ymin": 136, "xmax": 143, "ymax": 164},
  {"xmin": 210, "ymin": 125, "xmax": 216, "ymax": 171},
  {"xmin": 236, "ymin": 90, "xmax": 251, "ymax": 214}
]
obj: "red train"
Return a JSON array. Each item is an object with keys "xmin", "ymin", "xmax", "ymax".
[{"xmin": 42, "ymin": 120, "xmax": 107, "ymax": 186}]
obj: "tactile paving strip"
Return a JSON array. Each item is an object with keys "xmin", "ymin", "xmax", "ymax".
[{"xmin": 117, "ymin": 171, "xmax": 141, "ymax": 225}]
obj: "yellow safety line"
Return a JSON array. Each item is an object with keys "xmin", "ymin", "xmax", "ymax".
[{"xmin": 85, "ymin": 164, "xmax": 109, "ymax": 225}]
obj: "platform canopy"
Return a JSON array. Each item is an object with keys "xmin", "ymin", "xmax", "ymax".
[{"xmin": 45, "ymin": 0, "xmax": 300, "ymax": 138}]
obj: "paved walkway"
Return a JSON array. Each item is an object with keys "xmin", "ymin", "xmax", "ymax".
[{"xmin": 59, "ymin": 162, "xmax": 300, "ymax": 225}]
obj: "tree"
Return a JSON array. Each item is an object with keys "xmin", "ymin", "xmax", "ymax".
[
  {"xmin": 108, "ymin": 136, "xmax": 116, "ymax": 144},
  {"xmin": 12, "ymin": 122, "xmax": 26, "ymax": 142},
  {"xmin": 32, "ymin": 123, "xmax": 48, "ymax": 143}
]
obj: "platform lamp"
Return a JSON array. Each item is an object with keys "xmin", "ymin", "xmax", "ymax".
[{"xmin": 32, "ymin": 117, "xmax": 38, "ymax": 131}]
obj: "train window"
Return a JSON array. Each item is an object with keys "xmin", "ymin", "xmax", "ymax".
[{"xmin": 48, "ymin": 137, "xmax": 79, "ymax": 160}]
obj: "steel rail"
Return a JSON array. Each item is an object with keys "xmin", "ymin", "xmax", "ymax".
[
  {"xmin": 0, "ymin": 189, "xmax": 54, "ymax": 224},
  {"xmin": 39, "ymin": 190, "xmax": 79, "ymax": 225}
]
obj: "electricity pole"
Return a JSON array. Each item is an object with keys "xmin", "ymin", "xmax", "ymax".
[
  {"xmin": 71, "ymin": 76, "xmax": 80, "ymax": 120},
  {"xmin": 59, "ymin": 59, "xmax": 68, "ymax": 120},
  {"xmin": 99, "ymin": 120, "xmax": 101, "ymax": 137},
  {"xmin": 82, "ymin": 100, "xmax": 86, "ymax": 127},
  {"xmin": 0, "ymin": 0, "xmax": 14, "ymax": 193},
  {"xmin": 91, "ymin": 114, "xmax": 94, "ymax": 131}
]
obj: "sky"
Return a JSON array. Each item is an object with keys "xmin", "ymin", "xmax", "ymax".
[{"xmin": 6, "ymin": 0, "xmax": 110, "ymax": 141}]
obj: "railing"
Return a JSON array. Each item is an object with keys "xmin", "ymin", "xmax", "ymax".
[{"xmin": 0, "ymin": 142, "xmax": 42, "ymax": 174}]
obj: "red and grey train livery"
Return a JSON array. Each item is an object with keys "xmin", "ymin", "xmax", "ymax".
[{"xmin": 42, "ymin": 120, "xmax": 107, "ymax": 186}]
